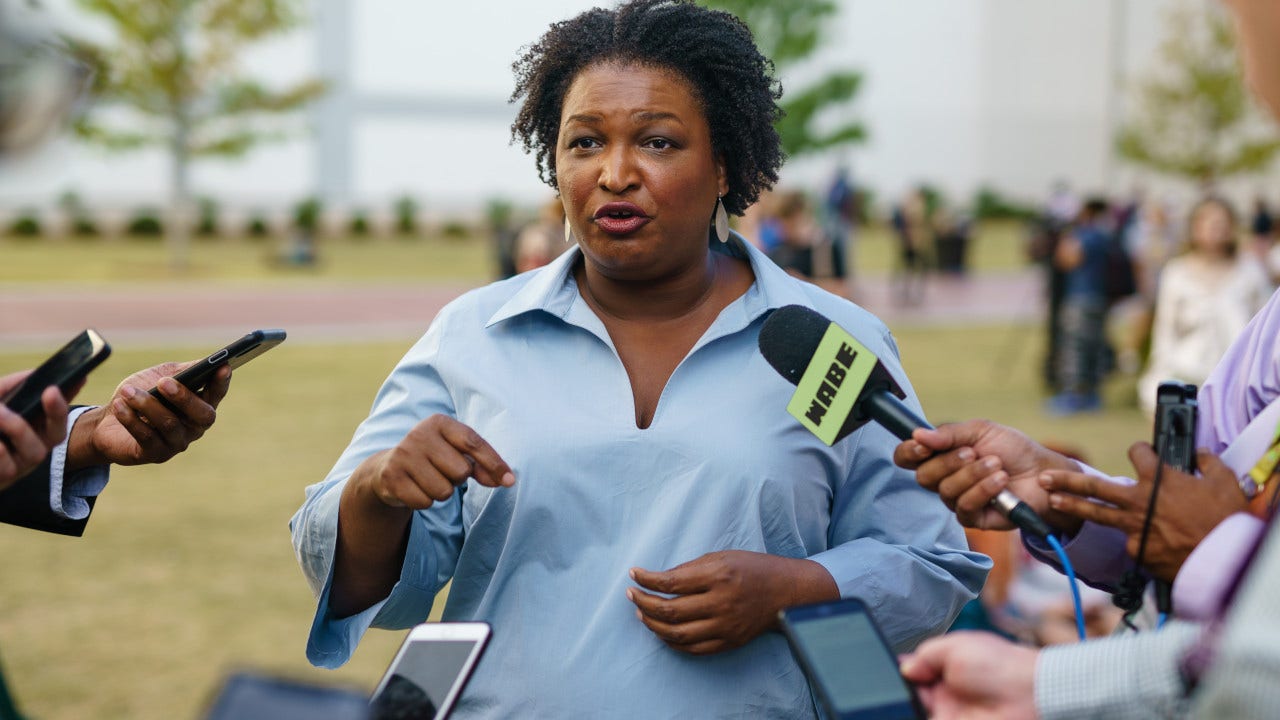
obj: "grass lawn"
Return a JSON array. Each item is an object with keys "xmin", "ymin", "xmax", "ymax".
[
  {"xmin": 0, "ymin": 318, "xmax": 1146, "ymax": 720},
  {"xmin": 0, "ymin": 219, "xmax": 1035, "ymax": 286}
]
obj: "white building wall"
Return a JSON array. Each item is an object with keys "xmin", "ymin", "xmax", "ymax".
[{"xmin": 0, "ymin": 0, "xmax": 1270, "ymax": 217}]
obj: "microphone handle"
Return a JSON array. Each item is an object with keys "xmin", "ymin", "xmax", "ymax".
[{"xmin": 863, "ymin": 389, "xmax": 1054, "ymax": 540}]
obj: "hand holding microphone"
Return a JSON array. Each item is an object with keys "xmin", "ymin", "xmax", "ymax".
[
  {"xmin": 758, "ymin": 305, "xmax": 1063, "ymax": 540},
  {"xmin": 895, "ymin": 421, "xmax": 1087, "ymax": 535}
]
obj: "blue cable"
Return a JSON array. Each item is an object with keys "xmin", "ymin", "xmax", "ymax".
[
  {"xmin": 1157, "ymin": 613, "xmax": 1168, "ymax": 629},
  {"xmin": 1045, "ymin": 533, "xmax": 1087, "ymax": 641}
]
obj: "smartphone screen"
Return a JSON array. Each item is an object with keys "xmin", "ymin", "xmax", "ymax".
[
  {"xmin": 2, "ymin": 329, "xmax": 111, "ymax": 421},
  {"xmin": 781, "ymin": 600, "xmax": 923, "ymax": 720},
  {"xmin": 369, "ymin": 624, "xmax": 489, "ymax": 720}
]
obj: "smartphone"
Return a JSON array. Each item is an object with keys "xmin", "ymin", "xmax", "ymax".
[
  {"xmin": 148, "ymin": 329, "xmax": 286, "ymax": 402},
  {"xmin": 1, "ymin": 329, "xmax": 111, "ymax": 422},
  {"xmin": 779, "ymin": 598, "xmax": 925, "ymax": 720},
  {"xmin": 1154, "ymin": 381, "xmax": 1198, "ymax": 473},
  {"xmin": 369, "ymin": 622, "xmax": 491, "ymax": 720},
  {"xmin": 201, "ymin": 671, "xmax": 370, "ymax": 720}
]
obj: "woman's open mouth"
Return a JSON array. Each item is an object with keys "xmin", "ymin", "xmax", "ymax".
[{"xmin": 593, "ymin": 203, "xmax": 652, "ymax": 235}]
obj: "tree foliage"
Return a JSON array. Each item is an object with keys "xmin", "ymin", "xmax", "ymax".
[
  {"xmin": 66, "ymin": 0, "xmax": 325, "ymax": 268},
  {"xmin": 1116, "ymin": 1, "xmax": 1280, "ymax": 185},
  {"xmin": 703, "ymin": 0, "xmax": 866, "ymax": 158},
  {"xmin": 70, "ymin": 0, "xmax": 325, "ymax": 158}
]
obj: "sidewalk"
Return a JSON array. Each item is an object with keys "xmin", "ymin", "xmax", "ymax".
[{"xmin": 0, "ymin": 270, "xmax": 1043, "ymax": 352}]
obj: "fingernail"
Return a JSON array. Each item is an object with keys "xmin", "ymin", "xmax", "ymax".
[
  {"xmin": 636, "ymin": 610, "xmax": 643, "ymax": 621},
  {"xmin": 958, "ymin": 448, "xmax": 975, "ymax": 462},
  {"xmin": 987, "ymin": 474, "xmax": 1008, "ymax": 490},
  {"xmin": 914, "ymin": 445, "xmax": 929, "ymax": 458},
  {"xmin": 159, "ymin": 377, "xmax": 178, "ymax": 395},
  {"xmin": 502, "ymin": 472, "xmax": 515, "ymax": 487},
  {"xmin": 1038, "ymin": 473, "xmax": 1054, "ymax": 487},
  {"xmin": 626, "ymin": 589, "xmax": 634, "ymax": 601},
  {"xmin": 981, "ymin": 457, "xmax": 1000, "ymax": 472},
  {"xmin": 1049, "ymin": 494, "xmax": 1064, "ymax": 509},
  {"xmin": 123, "ymin": 386, "xmax": 140, "ymax": 399},
  {"xmin": 629, "ymin": 568, "xmax": 638, "ymax": 580},
  {"xmin": 112, "ymin": 399, "xmax": 127, "ymax": 415}
]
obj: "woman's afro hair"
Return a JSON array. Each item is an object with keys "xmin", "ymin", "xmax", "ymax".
[{"xmin": 510, "ymin": 0, "xmax": 784, "ymax": 216}]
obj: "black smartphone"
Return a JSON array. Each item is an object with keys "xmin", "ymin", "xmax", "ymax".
[
  {"xmin": 779, "ymin": 598, "xmax": 925, "ymax": 720},
  {"xmin": 201, "ymin": 671, "xmax": 370, "ymax": 720},
  {"xmin": 1154, "ymin": 381, "xmax": 1198, "ymax": 473},
  {"xmin": 148, "ymin": 329, "xmax": 286, "ymax": 402},
  {"xmin": 2, "ymin": 329, "xmax": 111, "ymax": 423}
]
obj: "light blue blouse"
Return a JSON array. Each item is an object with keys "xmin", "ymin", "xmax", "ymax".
[{"xmin": 291, "ymin": 236, "xmax": 988, "ymax": 718}]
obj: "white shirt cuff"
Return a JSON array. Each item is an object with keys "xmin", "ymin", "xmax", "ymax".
[{"xmin": 49, "ymin": 406, "xmax": 110, "ymax": 520}]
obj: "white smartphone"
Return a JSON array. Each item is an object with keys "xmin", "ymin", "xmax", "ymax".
[{"xmin": 369, "ymin": 622, "xmax": 491, "ymax": 720}]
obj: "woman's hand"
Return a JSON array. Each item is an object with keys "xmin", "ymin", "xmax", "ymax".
[
  {"xmin": 1039, "ymin": 444, "xmax": 1248, "ymax": 582},
  {"xmin": 894, "ymin": 420, "xmax": 1082, "ymax": 533},
  {"xmin": 66, "ymin": 362, "xmax": 230, "ymax": 471},
  {"xmin": 334, "ymin": 414, "xmax": 515, "ymax": 618},
  {"xmin": 627, "ymin": 551, "xmax": 836, "ymax": 655},
  {"xmin": 364, "ymin": 414, "xmax": 515, "ymax": 510},
  {"xmin": 0, "ymin": 370, "xmax": 73, "ymax": 490}
]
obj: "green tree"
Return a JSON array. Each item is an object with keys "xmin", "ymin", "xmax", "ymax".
[
  {"xmin": 1116, "ymin": 1, "xmax": 1280, "ymax": 186},
  {"xmin": 69, "ymin": 0, "xmax": 326, "ymax": 269},
  {"xmin": 703, "ymin": 0, "xmax": 866, "ymax": 158}
]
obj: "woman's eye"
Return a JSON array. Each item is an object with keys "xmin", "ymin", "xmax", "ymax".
[
  {"xmin": 645, "ymin": 138, "xmax": 673, "ymax": 150},
  {"xmin": 569, "ymin": 137, "xmax": 600, "ymax": 149}
]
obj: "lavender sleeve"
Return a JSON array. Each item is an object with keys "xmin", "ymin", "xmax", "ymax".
[{"xmin": 1023, "ymin": 464, "xmax": 1135, "ymax": 592}]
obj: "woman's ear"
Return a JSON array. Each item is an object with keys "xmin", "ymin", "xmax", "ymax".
[{"xmin": 716, "ymin": 156, "xmax": 729, "ymax": 199}]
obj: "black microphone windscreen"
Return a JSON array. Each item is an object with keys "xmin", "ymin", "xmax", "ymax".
[{"xmin": 758, "ymin": 305, "xmax": 831, "ymax": 386}]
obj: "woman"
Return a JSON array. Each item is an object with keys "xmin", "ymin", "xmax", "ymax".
[
  {"xmin": 1138, "ymin": 197, "xmax": 1271, "ymax": 415},
  {"xmin": 291, "ymin": 2, "xmax": 986, "ymax": 716}
]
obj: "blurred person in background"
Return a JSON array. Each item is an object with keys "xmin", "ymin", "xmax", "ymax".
[
  {"xmin": 822, "ymin": 162, "xmax": 857, "ymax": 293},
  {"xmin": 289, "ymin": 2, "xmax": 986, "ymax": 717},
  {"xmin": 890, "ymin": 186, "xmax": 932, "ymax": 306},
  {"xmin": 513, "ymin": 196, "xmax": 569, "ymax": 274},
  {"xmin": 1138, "ymin": 197, "xmax": 1271, "ymax": 416},
  {"xmin": 766, "ymin": 189, "xmax": 819, "ymax": 279},
  {"xmin": 1047, "ymin": 198, "xmax": 1113, "ymax": 414},
  {"xmin": 932, "ymin": 205, "xmax": 971, "ymax": 276},
  {"xmin": 1120, "ymin": 195, "xmax": 1181, "ymax": 374},
  {"xmin": 1250, "ymin": 194, "xmax": 1275, "ymax": 249}
]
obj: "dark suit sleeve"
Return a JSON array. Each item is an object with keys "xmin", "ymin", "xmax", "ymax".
[{"xmin": 0, "ymin": 457, "xmax": 95, "ymax": 537}]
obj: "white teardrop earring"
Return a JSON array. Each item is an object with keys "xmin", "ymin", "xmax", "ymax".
[
  {"xmin": 713, "ymin": 195, "xmax": 730, "ymax": 243},
  {"xmin": 565, "ymin": 217, "xmax": 573, "ymax": 243}
]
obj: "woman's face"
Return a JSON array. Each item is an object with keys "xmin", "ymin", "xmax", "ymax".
[
  {"xmin": 556, "ymin": 62, "xmax": 727, "ymax": 281},
  {"xmin": 1190, "ymin": 202, "xmax": 1234, "ymax": 256}
]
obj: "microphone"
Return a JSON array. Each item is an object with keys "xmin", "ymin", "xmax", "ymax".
[{"xmin": 758, "ymin": 304, "xmax": 1054, "ymax": 540}]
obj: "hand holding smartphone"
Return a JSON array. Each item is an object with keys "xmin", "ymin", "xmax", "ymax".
[
  {"xmin": 369, "ymin": 622, "xmax": 491, "ymax": 720},
  {"xmin": 2, "ymin": 329, "xmax": 111, "ymax": 423},
  {"xmin": 148, "ymin": 329, "xmax": 286, "ymax": 404}
]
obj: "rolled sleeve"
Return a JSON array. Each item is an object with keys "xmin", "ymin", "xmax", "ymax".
[{"xmin": 302, "ymin": 501, "xmax": 456, "ymax": 668}]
